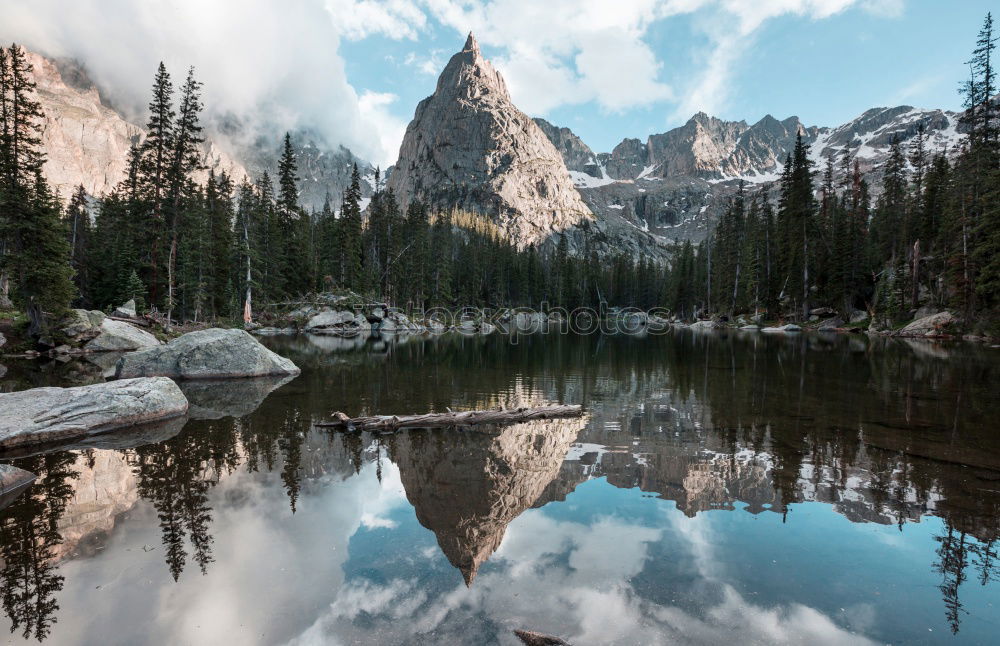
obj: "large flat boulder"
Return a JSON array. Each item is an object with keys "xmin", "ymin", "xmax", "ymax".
[
  {"xmin": 898, "ymin": 311, "xmax": 957, "ymax": 337},
  {"xmin": 115, "ymin": 328, "xmax": 300, "ymax": 380},
  {"xmin": 762, "ymin": 323, "xmax": 803, "ymax": 333},
  {"xmin": 305, "ymin": 310, "xmax": 368, "ymax": 335},
  {"xmin": 0, "ymin": 377, "xmax": 189, "ymax": 450},
  {"xmin": 85, "ymin": 319, "xmax": 161, "ymax": 352}
]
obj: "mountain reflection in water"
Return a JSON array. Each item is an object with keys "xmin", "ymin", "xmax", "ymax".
[{"xmin": 0, "ymin": 330, "xmax": 998, "ymax": 645}]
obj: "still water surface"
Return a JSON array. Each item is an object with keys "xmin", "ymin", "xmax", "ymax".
[{"xmin": 1, "ymin": 330, "xmax": 999, "ymax": 645}]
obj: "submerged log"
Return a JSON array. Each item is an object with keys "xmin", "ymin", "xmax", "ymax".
[
  {"xmin": 514, "ymin": 630, "xmax": 572, "ymax": 646},
  {"xmin": 316, "ymin": 404, "xmax": 583, "ymax": 431}
]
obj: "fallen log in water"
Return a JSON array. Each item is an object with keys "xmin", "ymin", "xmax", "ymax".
[
  {"xmin": 316, "ymin": 404, "xmax": 583, "ymax": 431},
  {"xmin": 513, "ymin": 630, "xmax": 572, "ymax": 646}
]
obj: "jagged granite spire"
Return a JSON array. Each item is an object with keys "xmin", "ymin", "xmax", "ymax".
[
  {"xmin": 390, "ymin": 416, "xmax": 585, "ymax": 586},
  {"xmin": 386, "ymin": 34, "xmax": 591, "ymax": 249},
  {"xmin": 464, "ymin": 31, "xmax": 479, "ymax": 53}
]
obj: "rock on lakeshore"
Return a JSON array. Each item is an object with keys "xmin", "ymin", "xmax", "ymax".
[
  {"xmin": 0, "ymin": 377, "xmax": 189, "ymax": 449},
  {"xmin": 61, "ymin": 309, "xmax": 106, "ymax": 339},
  {"xmin": 305, "ymin": 310, "xmax": 369, "ymax": 335},
  {"xmin": 85, "ymin": 319, "xmax": 161, "ymax": 352},
  {"xmin": 761, "ymin": 324, "xmax": 803, "ymax": 333},
  {"xmin": 897, "ymin": 311, "xmax": 957, "ymax": 337},
  {"xmin": 115, "ymin": 328, "xmax": 300, "ymax": 380}
]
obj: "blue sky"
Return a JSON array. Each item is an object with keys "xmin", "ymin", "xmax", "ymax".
[
  {"xmin": 2, "ymin": 0, "xmax": 994, "ymax": 166},
  {"xmin": 336, "ymin": 0, "xmax": 995, "ymax": 159}
]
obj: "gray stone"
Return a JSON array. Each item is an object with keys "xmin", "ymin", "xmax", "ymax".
[
  {"xmin": 898, "ymin": 311, "xmax": 958, "ymax": 337},
  {"xmin": 61, "ymin": 309, "xmax": 105, "ymax": 338},
  {"xmin": 0, "ymin": 377, "xmax": 189, "ymax": 449},
  {"xmin": 647, "ymin": 316, "xmax": 669, "ymax": 331},
  {"xmin": 112, "ymin": 299, "xmax": 137, "ymax": 318},
  {"xmin": 849, "ymin": 310, "xmax": 869, "ymax": 324},
  {"xmin": 690, "ymin": 319, "xmax": 723, "ymax": 330},
  {"xmin": 818, "ymin": 317, "xmax": 845, "ymax": 330},
  {"xmin": 115, "ymin": 328, "xmax": 301, "ymax": 380},
  {"xmin": 305, "ymin": 309, "xmax": 370, "ymax": 336},
  {"xmin": 305, "ymin": 310, "xmax": 357, "ymax": 330},
  {"xmin": 85, "ymin": 319, "xmax": 161, "ymax": 352},
  {"xmin": 810, "ymin": 307, "xmax": 836, "ymax": 317},
  {"xmin": 761, "ymin": 324, "xmax": 803, "ymax": 333},
  {"xmin": 913, "ymin": 305, "xmax": 939, "ymax": 319},
  {"xmin": 0, "ymin": 331, "xmax": 6, "ymax": 348}
]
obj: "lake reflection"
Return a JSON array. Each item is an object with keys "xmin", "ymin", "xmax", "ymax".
[{"xmin": 1, "ymin": 331, "xmax": 999, "ymax": 645}]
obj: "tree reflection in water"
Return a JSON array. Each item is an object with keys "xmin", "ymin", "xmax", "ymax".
[
  {"xmin": 0, "ymin": 330, "xmax": 998, "ymax": 640},
  {"xmin": 0, "ymin": 454, "xmax": 78, "ymax": 642}
]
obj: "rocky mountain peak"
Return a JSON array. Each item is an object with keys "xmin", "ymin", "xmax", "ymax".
[
  {"xmin": 464, "ymin": 31, "xmax": 479, "ymax": 54},
  {"xmin": 386, "ymin": 36, "xmax": 592, "ymax": 249}
]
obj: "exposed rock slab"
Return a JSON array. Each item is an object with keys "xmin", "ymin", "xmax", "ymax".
[
  {"xmin": 0, "ymin": 377, "xmax": 189, "ymax": 450},
  {"xmin": 305, "ymin": 310, "xmax": 368, "ymax": 334},
  {"xmin": 85, "ymin": 319, "xmax": 161, "ymax": 352},
  {"xmin": 761, "ymin": 324, "xmax": 803, "ymax": 333},
  {"xmin": 115, "ymin": 328, "xmax": 300, "ymax": 380},
  {"xmin": 898, "ymin": 311, "xmax": 957, "ymax": 337}
]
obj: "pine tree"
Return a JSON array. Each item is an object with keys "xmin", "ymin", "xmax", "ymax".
[
  {"xmin": 164, "ymin": 67, "xmax": 203, "ymax": 321},
  {"xmin": 0, "ymin": 45, "xmax": 75, "ymax": 335},
  {"xmin": 66, "ymin": 184, "xmax": 91, "ymax": 305},
  {"xmin": 139, "ymin": 62, "xmax": 174, "ymax": 308},
  {"xmin": 338, "ymin": 164, "xmax": 363, "ymax": 291}
]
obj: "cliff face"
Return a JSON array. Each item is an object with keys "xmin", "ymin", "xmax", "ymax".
[
  {"xmin": 26, "ymin": 51, "xmax": 249, "ymax": 202},
  {"xmin": 29, "ymin": 51, "xmax": 143, "ymax": 200},
  {"xmin": 390, "ymin": 416, "xmax": 585, "ymax": 585},
  {"xmin": 385, "ymin": 34, "xmax": 592, "ymax": 249}
]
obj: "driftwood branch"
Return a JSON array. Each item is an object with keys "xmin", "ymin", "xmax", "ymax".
[
  {"xmin": 316, "ymin": 404, "xmax": 583, "ymax": 431},
  {"xmin": 514, "ymin": 630, "xmax": 572, "ymax": 646}
]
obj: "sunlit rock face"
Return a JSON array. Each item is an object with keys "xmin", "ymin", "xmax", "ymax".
[
  {"xmin": 25, "ymin": 50, "xmax": 248, "ymax": 201},
  {"xmin": 386, "ymin": 34, "xmax": 592, "ymax": 250},
  {"xmin": 390, "ymin": 416, "xmax": 586, "ymax": 584}
]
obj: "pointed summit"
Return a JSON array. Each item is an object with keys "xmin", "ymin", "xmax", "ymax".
[
  {"xmin": 386, "ymin": 34, "xmax": 592, "ymax": 249},
  {"xmin": 389, "ymin": 417, "xmax": 585, "ymax": 588},
  {"xmin": 464, "ymin": 31, "xmax": 479, "ymax": 54}
]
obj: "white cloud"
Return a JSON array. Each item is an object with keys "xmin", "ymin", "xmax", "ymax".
[
  {"xmin": 324, "ymin": 0, "xmax": 428, "ymax": 40},
  {"xmin": 0, "ymin": 0, "xmax": 415, "ymax": 168},
  {"xmin": 287, "ymin": 507, "xmax": 878, "ymax": 645},
  {"xmin": 0, "ymin": 0, "xmax": 908, "ymax": 167},
  {"xmin": 421, "ymin": 0, "xmax": 674, "ymax": 114},
  {"xmin": 357, "ymin": 91, "xmax": 409, "ymax": 168}
]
